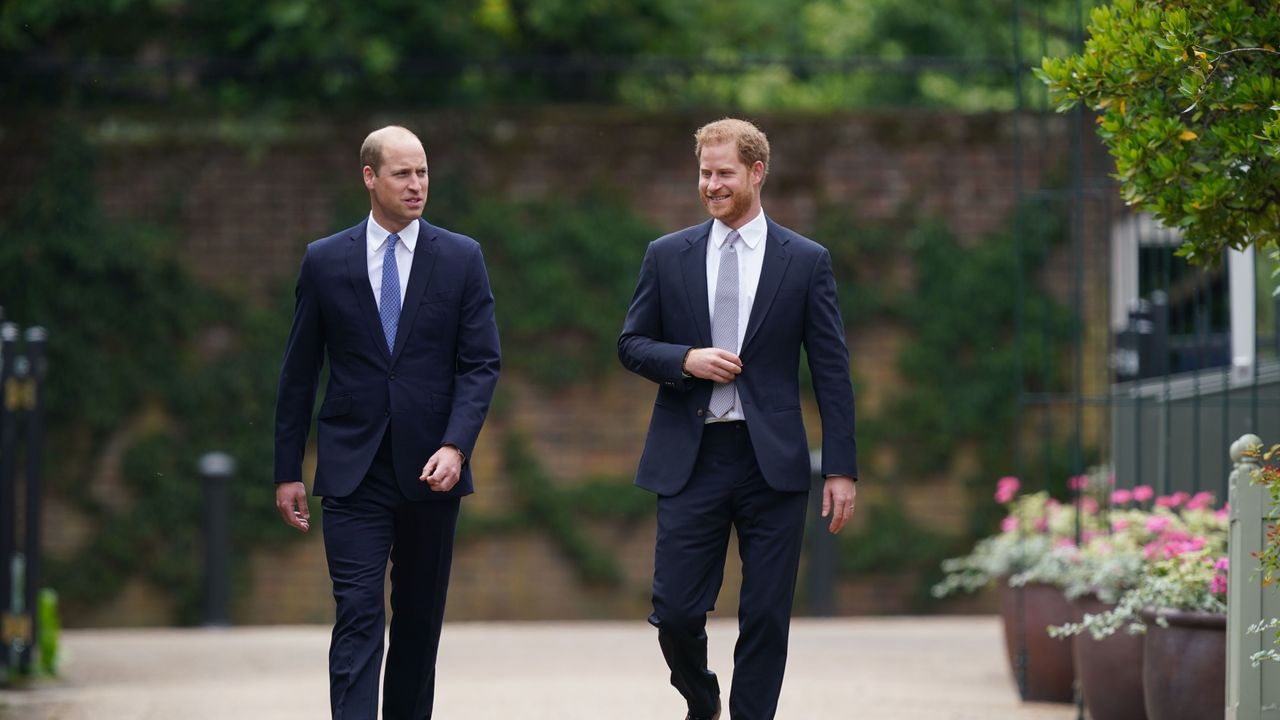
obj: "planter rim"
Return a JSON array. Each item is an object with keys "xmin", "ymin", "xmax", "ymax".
[{"xmin": 1138, "ymin": 608, "xmax": 1226, "ymax": 629}]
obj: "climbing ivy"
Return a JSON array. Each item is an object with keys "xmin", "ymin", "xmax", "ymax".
[{"xmin": 0, "ymin": 126, "xmax": 296, "ymax": 624}]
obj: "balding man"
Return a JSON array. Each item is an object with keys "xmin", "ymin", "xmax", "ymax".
[{"xmin": 274, "ymin": 126, "xmax": 501, "ymax": 719}]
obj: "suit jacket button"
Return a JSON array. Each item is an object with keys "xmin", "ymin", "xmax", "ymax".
[
  {"xmin": 389, "ymin": 373, "xmax": 396, "ymax": 380},
  {"xmin": 384, "ymin": 410, "xmax": 390, "ymax": 417},
  {"xmin": 696, "ymin": 408, "xmax": 705, "ymax": 417}
]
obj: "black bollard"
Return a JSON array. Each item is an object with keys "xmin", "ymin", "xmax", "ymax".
[
  {"xmin": 19, "ymin": 327, "xmax": 46, "ymax": 674},
  {"xmin": 806, "ymin": 449, "xmax": 838, "ymax": 617},
  {"xmin": 198, "ymin": 451, "xmax": 235, "ymax": 627}
]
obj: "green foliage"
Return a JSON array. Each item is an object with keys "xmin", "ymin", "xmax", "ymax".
[
  {"xmin": 3, "ymin": 0, "xmax": 1080, "ymax": 112},
  {"xmin": 440, "ymin": 194, "xmax": 660, "ymax": 386},
  {"xmin": 836, "ymin": 500, "xmax": 957, "ymax": 609},
  {"xmin": 37, "ymin": 588, "xmax": 60, "ymax": 676},
  {"xmin": 857, "ymin": 209, "xmax": 1072, "ymax": 479},
  {"xmin": 457, "ymin": 432, "xmax": 649, "ymax": 586},
  {"xmin": 1036, "ymin": 0, "xmax": 1280, "ymax": 262},
  {"xmin": 0, "ymin": 126, "xmax": 298, "ymax": 624}
]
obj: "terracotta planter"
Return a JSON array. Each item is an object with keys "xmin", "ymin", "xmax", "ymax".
[
  {"xmin": 1071, "ymin": 596, "xmax": 1147, "ymax": 720},
  {"xmin": 998, "ymin": 581, "xmax": 1075, "ymax": 703},
  {"xmin": 1140, "ymin": 610, "xmax": 1225, "ymax": 720}
]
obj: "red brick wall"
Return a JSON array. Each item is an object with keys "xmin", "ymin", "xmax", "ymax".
[{"xmin": 2, "ymin": 108, "xmax": 1068, "ymax": 624}]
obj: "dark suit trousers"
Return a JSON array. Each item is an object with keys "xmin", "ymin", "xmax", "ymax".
[
  {"xmin": 321, "ymin": 432, "xmax": 460, "ymax": 720},
  {"xmin": 650, "ymin": 421, "xmax": 809, "ymax": 720}
]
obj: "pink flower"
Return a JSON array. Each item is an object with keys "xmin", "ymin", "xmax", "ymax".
[
  {"xmin": 1155, "ymin": 491, "xmax": 1189, "ymax": 508},
  {"xmin": 1112, "ymin": 518, "xmax": 1130, "ymax": 532},
  {"xmin": 1034, "ymin": 517, "xmax": 1049, "ymax": 532},
  {"xmin": 1215, "ymin": 508, "xmax": 1230, "ymax": 521},
  {"xmin": 1054, "ymin": 538, "xmax": 1077, "ymax": 550},
  {"xmin": 1000, "ymin": 516, "xmax": 1018, "ymax": 533},
  {"xmin": 1186, "ymin": 491, "xmax": 1214, "ymax": 511},
  {"xmin": 1146, "ymin": 516, "xmax": 1172, "ymax": 534},
  {"xmin": 1210, "ymin": 575, "xmax": 1228, "ymax": 595},
  {"xmin": 1111, "ymin": 489, "xmax": 1133, "ymax": 505},
  {"xmin": 994, "ymin": 476, "xmax": 1020, "ymax": 504},
  {"xmin": 1081, "ymin": 497, "xmax": 1099, "ymax": 515},
  {"xmin": 1133, "ymin": 485, "xmax": 1154, "ymax": 503},
  {"xmin": 1069, "ymin": 474, "xmax": 1088, "ymax": 491},
  {"xmin": 1215, "ymin": 557, "xmax": 1230, "ymax": 573}
]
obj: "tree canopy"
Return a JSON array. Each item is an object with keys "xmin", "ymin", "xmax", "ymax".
[
  {"xmin": 1037, "ymin": 0, "xmax": 1280, "ymax": 262},
  {"xmin": 2, "ymin": 0, "xmax": 1080, "ymax": 112}
]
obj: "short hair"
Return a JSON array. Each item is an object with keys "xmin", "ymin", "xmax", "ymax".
[
  {"xmin": 694, "ymin": 118, "xmax": 770, "ymax": 180},
  {"xmin": 360, "ymin": 126, "xmax": 419, "ymax": 174}
]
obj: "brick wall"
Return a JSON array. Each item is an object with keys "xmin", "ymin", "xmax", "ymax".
[{"xmin": 1, "ymin": 108, "xmax": 1070, "ymax": 625}]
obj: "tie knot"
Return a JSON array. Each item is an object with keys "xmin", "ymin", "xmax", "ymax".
[
  {"xmin": 725, "ymin": 230, "xmax": 740, "ymax": 249},
  {"xmin": 386, "ymin": 233, "xmax": 399, "ymax": 252}
]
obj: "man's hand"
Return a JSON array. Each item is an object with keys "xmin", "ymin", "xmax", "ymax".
[
  {"xmin": 275, "ymin": 481, "xmax": 311, "ymax": 533},
  {"xmin": 421, "ymin": 445, "xmax": 464, "ymax": 492},
  {"xmin": 684, "ymin": 347, "xmax": 743, "ymax": 383},
  {"xmin": 821, "ymin": 476, "xmax": 857, "ymax": 534}
]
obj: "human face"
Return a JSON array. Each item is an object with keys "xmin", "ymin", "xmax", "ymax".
[
  {"xmin": 698, "ymin": 140, "xmax": 763, "ymax": 229},
  {"xmin": 363, "ymin": 136, "xmax": 428, "ymax": 232}
]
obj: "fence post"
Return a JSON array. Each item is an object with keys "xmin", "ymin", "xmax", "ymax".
[
  {"xmin": 0, "ymin": 323, "xmax": 20, "ymax": 684},
  {"xmin": 1226, "ymin": 433, "xmax": 1280, "ymax": 719}
]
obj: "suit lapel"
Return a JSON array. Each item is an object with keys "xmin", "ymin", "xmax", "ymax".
[
  {"xmin": 680, "ymin": 221, "xmax": 714, "ymax": 347},
  {"xmin": 346, "ymin": 221, "xmax": 392, "ymax": 363},
  {"xmin": 390, "ymin": 218, "xmax": 439, "ymax": 366},
  {"xmin": 741, "ymin": 220, "xmax": 792, "ymax": 352}
]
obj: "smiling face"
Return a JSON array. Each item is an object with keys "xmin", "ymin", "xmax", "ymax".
[
  {"xmin": 698, "ymin": 140, "xmax": 764, "ymax": 230},
  {"xmin": 363, "ymin": 131, "xmax": 428, "ymax": 232}
]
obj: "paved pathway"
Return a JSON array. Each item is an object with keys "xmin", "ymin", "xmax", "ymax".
[{"xmin": 0, "ymin": 617, "xmax": 1075, "ymax": 719}]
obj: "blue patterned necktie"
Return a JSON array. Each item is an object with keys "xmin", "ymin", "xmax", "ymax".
[
  {"xmin": 380, "ymin": 233, "xmax": 401, "ymax": 353},
  {"xmin": 709, "ymin": 230, "xmax": 740, "ymax": 418}
]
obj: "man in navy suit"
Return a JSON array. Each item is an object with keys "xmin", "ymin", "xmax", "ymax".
[
  {"xmin": 274, "ymin": 125, "xmax": 501, "ymax": 720},
  {"xmin": 619, "ymin": 118, "xmax": 858, "ymax": 720}
]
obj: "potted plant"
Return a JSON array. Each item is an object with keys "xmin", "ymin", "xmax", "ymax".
[
  {"xmin": 934, "ymin": 476, "xmax": 1091, "ymax": 703},
  {"xmin": 1049, "ymin": 496, "xmax": 1228, "ymax": 720}
]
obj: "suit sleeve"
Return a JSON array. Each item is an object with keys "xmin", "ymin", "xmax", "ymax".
[
  {"xmin": 804, "ymin": 248, "xmax": 859, "ymax": 480},
  {"xmin": 441, "ymin": 243, "xmax": 501, "ymax": 461},
  {"xmin": 273, "ymin": 247, "xmax": 325, "ymax": 485},
  {"xmin": 618, "ymin": 241, "xmax": 695, "ymax": 389}
]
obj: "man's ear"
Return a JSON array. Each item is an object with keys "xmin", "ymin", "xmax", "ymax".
[
  {"xmin": 751, "ymin": 160, "xmax": 765, "ymax": 187},
  {"xmin": 362, "ymin": 166, "xmax": 376, "ymax": 190}
]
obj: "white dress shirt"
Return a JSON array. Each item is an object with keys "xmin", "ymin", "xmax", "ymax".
[
  {"xmin": 367, "ymin": 214, "xmax": 418, "ymax": 310},
  {"xmin": 705, "ymin": 208, "xmax": 767, "ymax": 422}
]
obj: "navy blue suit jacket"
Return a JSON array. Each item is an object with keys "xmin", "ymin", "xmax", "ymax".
[
  {"xmin": 274, "ymin": 217, "xmax": 501, "ymax": 500},
  {"xmin": 618, "ymin": 217, "xmax": 857, "ymax": 496}
]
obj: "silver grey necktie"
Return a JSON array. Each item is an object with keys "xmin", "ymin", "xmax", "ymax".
[{"xmin": 708, "ymin": 230, "xmax": 740, "ymax": 418}]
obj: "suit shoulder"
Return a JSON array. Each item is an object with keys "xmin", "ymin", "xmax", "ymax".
[
  {"xmin": 420, "ymin": 220, "xmax": 482, "ymax": 254},
  {"xmin": 305, "ymin": 223, "xmax": 362, "ymax": 259},
  {"xmin": 768, "ymin": 223, "xmax": 830, "ymax": 263},
  {"xmin": 650, "ymin": 222, "xmax": 710, "ymax": 253}
]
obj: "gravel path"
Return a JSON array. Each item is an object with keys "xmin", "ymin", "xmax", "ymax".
[{"xmin": 0, "ymin": 617, "xmax": 1076, "ymax": 719}]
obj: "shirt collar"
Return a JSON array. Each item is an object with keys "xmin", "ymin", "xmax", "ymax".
[
  {"xmin": 367, "ymin": 214, "xmax": 419, "ymax": 253},
  {"xmin": 712, "ymin": 209, "xmax": 766, "ymax": 250}
]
